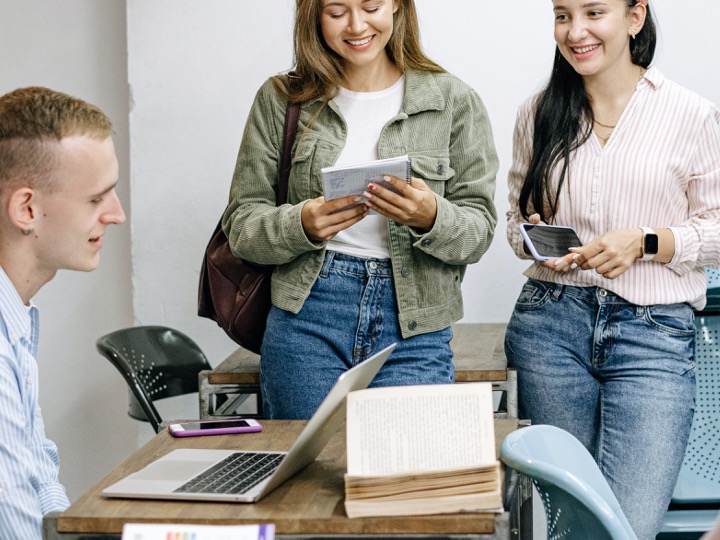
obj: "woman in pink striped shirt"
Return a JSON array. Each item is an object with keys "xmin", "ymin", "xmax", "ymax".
[{"xmin": 505, "ymin": 1, "xmax": 720, "ymax": 538}]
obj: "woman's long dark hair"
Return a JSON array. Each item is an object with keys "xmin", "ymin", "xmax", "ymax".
[{"xmin": 519, "ymin": 1, "xmax": 657, "ymax": 222}]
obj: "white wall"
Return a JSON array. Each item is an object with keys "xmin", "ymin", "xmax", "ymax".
[
  {"xmin": 1, "ymin": 0, "xmax": 719, "ymax": 505},
  {"xmin": 127, "ymin": 0, "xmax": 720, "ymax": 368},
  {"xmin": 0, "ymin": 0, "xmax": 136, "ymax": 500}
]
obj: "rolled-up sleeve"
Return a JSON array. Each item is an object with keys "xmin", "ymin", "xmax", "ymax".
[{"xmin": 667, "ymin": 108, "xmax": 720, "ymax": 273}]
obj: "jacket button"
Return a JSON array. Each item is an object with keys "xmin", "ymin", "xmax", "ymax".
[
  {"xmin": 421, "ymin": 239, "xmax": 432, "ymax": 247},
  {"xmin": 408, "ymin": 321, "xmax": 417, "ymax": 330},
  {"xmin": 401, "ymin": 267, "xmax": 411, "ymax": 278},
  {"xmin": 437, "ymin": 163, "xmax": 445, "ymax": 174}
]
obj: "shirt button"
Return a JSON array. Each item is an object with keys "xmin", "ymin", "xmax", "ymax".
[
  {"xmin": 10, "ymin": 333, "xmax": 18, "ymax": 342},
  {"xmin": 26, "ymin": 376, "xmax": 33, "ymax": 385},
  {"xmin": 408, "ymin": 321, "xmax": 417, "ymax": 331},
  {"xmin": 0, "ymin": 488, "xmax": 5, "ymax": 498},
  {"xmin": 436, "ymin": 164, "xmax": 445, "ymax": 175},
  {"xmin": 401, "ymin": 267, "xmax": 411, "ymax": 278}
]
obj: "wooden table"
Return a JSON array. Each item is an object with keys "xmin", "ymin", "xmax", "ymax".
[
  {"xmin": 199, "ymin": 323, "xmax": 517, "ymax": 420},
  {"xmin": 43, "ymin": 419, "xmax": 531, "ymax": 539}
]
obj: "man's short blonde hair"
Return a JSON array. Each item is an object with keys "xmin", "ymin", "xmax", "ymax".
[{"xmin": 0, "ymin": 86, "xmax": 113, "ymax": 192}]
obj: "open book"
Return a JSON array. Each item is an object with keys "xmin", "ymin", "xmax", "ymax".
[
  {"xmin": 321, "ymin": 155, "xmax": 411, "ymax": 201},
  {"xmin": 344, "ymin": 383, "xmax": 502, "ymax": 518}
]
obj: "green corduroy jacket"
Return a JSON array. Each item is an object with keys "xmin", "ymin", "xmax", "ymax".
[{"xmin": 222, "ymin": 69, "xmax": 499, "ymax": 338}]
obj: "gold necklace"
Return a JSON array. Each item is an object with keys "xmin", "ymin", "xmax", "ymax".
[{"xmin": 593, "ymin": 118, "xmax": 616, "ymax": 129}]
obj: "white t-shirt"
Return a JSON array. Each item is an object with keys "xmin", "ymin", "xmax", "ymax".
[{"xmin": 326, "ymin": 75, "xmax": 405, "ymax": 259}]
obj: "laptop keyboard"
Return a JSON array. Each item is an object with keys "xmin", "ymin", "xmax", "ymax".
[{"xmin": 175, "ymin": 452, "xmax": 285, "ymax": 495}]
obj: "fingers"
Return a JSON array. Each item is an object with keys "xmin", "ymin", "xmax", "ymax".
[
  {"xmin": 301, "ymin": 196, "xmax": 368, "ymax": 242},
  {"xmin": 569, "ymin": 232, "xmax": 636, "ymax": 279},
  {"xmin": 363, "ymin": 175, "xmax": 437, "ymax": 230},
  {"xmin": 536, "ymin": 229, "xmax": 638, "ymax": 280},
  {"xmin": 551, "ymin": 252, "xmax": 580, "ymax": 272},
  {"xmin": 539, "ymin": 252, "xmax": 578, "ymax": 273}
]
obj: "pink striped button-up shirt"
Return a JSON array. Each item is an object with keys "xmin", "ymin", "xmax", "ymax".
[{"xmin": 507, "ymin": 67, "xmax": 720, "ymax": 310}]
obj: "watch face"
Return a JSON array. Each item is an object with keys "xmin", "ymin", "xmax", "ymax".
[{"xmin": 644, "ymin": 233, "xmax": 659, "ymax": 255}]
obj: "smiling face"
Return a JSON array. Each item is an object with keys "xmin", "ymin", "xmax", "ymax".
[
  {"xmin": 552, "ymin": 0, "xmax": 643, "ymax": 80},
  {"xmin": 32, "ymin": 135, "xmax": 125, "ymax": 275},
  {"xmin": 320, "ymin": 0, "xmax": 399, "ymax": 84}
]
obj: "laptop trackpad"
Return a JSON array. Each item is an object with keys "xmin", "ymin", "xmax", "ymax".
[{"xmin": 132, "ymin": 460, "xmax": 211, "ymax": 481}]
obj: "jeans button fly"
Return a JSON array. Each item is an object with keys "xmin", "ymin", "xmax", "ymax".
[{"xmin": 599, "ymin": 289, "xmax": 608, "ymax": 297}]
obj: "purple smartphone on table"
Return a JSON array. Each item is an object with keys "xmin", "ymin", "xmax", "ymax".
[{"xmin": 168, "ymin": 418, "xmax": 263, "ymax": 437}]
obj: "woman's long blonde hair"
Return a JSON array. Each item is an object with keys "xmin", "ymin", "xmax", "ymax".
[{"xmin": 272, "ymin": 0, "xmax": 443, "ymax": 103}]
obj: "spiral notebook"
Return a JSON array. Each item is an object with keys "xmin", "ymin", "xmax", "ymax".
[{"xmin": 321, "ymin": 155, "xmax": 412, "ymax": 201}]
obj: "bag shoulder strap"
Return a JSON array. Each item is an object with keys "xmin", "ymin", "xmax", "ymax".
[{"xmin": 277, "ymin": 102, "xmax": 300, "ymax": 205}]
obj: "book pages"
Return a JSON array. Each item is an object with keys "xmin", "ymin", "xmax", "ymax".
[{"xmin": 346, "ymin": 383, "xmax": 496, "ymax": 475}]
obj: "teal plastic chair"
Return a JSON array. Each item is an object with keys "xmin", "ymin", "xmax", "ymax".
[
  {"xmin": 660, "ymin": 284, "xmax": 720, "ymax": 539},
  {"xmin": 706, "ymin": 268, "xmax": 720, "ymax": 312},
  {"xmin": 500, "ymin": 424, "xmax": 638, "ymax": 540}
]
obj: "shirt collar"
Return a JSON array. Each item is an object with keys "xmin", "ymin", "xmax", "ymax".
[
  {"xmin": 640, "ymin": 66, "xmax": 664, "ymax": 90},
  {"xmin": 0, "ymin": 265, "xmax": 37, "ymax": 348},
  {"xmin": 402, "ymin": 69, "xmax": 446, "ymax": 115}
]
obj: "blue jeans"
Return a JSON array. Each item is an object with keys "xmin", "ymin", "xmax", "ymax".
[
  {"xmin": 260, "ymin": 251, "xmax": 454, "ymax": 420},
  {"xmin": 505, "ymin": 279, "xmax": 695, "ymax": 540}
]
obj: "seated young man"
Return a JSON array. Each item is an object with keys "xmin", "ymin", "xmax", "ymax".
[{"xmin": 0, "ymin": 86, "xmax": 125, "ymax": 539}]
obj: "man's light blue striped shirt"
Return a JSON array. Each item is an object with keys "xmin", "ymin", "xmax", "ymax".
[{"xmin": 0, "ymin": 266, "xmax": 69, "ymax": 539}]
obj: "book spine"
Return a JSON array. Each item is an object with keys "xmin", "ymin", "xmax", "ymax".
[{"xmin": 405, "ymin": 158, "xmax": 411, "ymax": 183}]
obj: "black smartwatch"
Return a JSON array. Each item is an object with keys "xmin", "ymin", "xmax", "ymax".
[{"xmin": 640, "ymin": 227, "xmax": 658, "ymax": 261}]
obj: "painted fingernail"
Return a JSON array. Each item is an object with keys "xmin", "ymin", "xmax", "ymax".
[
  {"xmin": 571, "ymin": 263, "xmax": 578, "ymax": 270},
  {"xmin": 368, "ymin": 184, "xmax": 376, "ymax": 190},
  {"xmin": 554, "ymin": 259, "xmax": 564, "ymax": 266},
  {"xmin": 571, "ymin": 253, "xmax": 580, "ymax": 259},
  {"xmin": 383, "ymin": 175, "xmax": 391, "ymax": 182}
]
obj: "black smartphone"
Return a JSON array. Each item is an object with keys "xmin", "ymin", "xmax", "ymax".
[{"xmin": 519, "ymin": 223, "xmax": 582, "ymax": 261}]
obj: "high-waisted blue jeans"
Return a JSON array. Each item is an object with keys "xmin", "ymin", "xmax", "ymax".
[
  {"xmin": 260, "ymin": 251, "xmax": 454, "ymax": 420},
  {"xmin": 505, "ymin": 279, "xmax": 695, "ymax": 540}
]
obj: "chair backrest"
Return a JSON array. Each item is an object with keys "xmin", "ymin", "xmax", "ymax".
[
  {"xmin": 500, "ymin": 424, "xmax": 638, "ymax": 540},
  {"xmin": 672, "ymin": 312, "xmax": 720, "ymax": 503},
  {"xmin": 706, "ymin": 268, "xmax": 720, "ymax": 313},
  {"xmin": 96, "ymin": 326, "xmax": 212, "ymax": 433}
]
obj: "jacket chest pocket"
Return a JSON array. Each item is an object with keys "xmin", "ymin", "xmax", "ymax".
[
  {"xmin": 410, "ymin": 153, "xmax": 454, "ymax": 196},
  {"xmin": 288, "ymin": 137, "xmax": 318, "ymax": 203},
  {"xmin": 289, "ymin": 137, "xmax": 339, "ymax": 203}
]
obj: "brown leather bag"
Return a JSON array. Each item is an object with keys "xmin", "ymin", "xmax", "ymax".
[{"xmin": 198, "ymin": 102, "xmax": 300, "ymax": 353}]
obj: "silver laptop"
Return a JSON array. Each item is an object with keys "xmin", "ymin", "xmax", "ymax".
[{"xmin": 102, "ymin": 343, "xmax": 395, "ymax": 503}]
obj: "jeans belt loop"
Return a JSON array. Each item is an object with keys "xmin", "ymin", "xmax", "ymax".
[
  {"xmin": 320, "ymin": 250, "xmax": 335, "ymax": 277},
  {"xmin": 551, "ymin": 284, "xmax": 563, "ymax": 301}
]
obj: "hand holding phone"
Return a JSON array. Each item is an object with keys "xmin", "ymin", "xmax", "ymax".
[
  {"xmin": 519, "ymin": 223, "xmax": 582, "ymax": 262},
  {"xmin": 168, "ymin": 418, "xmax": 262, "ymax": 437}
]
